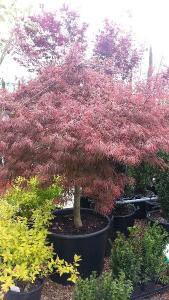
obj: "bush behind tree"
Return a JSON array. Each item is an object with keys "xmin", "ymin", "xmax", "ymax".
[{"xmin": 111, "ymin": 224, "xmax": 169, "ymax": 286}]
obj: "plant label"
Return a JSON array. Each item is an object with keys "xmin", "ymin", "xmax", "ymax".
[{"xmin": 10, "ymin": 286, "xmax": 20, "ymax": 293}]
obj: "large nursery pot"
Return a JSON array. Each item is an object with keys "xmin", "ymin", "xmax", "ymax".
[
  {"xmin": 147, "ymin": 209, "xmax": 169, "ymax": 233},
  {"xmin": 49, "ymin": 208, "xmax": 110, "ymax": 285},
  {"xmin": 4, "ymin": 280, "xmax": 44, "ymax": 300}
]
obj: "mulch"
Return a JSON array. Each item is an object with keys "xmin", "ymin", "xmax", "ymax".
[
  {"xmin": 41, "ymin": 280, "xmax": 73, "ymax": 300},
  {"xmin": 41, "ymin": 279, "xmax": 169, "ymax": 300},
  {"xmin": 41, "ymin": 257, "xmax": 110, "ymax": 300},
  {"xmin": 41, "ymin": 257, "xmax": 169, "ymax": 300}
]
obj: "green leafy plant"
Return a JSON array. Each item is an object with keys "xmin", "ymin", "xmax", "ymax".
[
  {"xmin": 124, "ymin": 163, "xmax": 156, "ymax": 197},
  {"xmin": 111, "ymin": 229, "xmax": 142, "ymax": 285},
  {"xmin": 111, "ymin": 223, "xmax": 169, "ymax": 286},
  {"xmin": 141, "ymin": 224, "xmax": 169, "ymax": 283},
  {"xmin": 1, "ymin": 176, "xmax": 63, "ymax": 227},
  {"xmin": 73, "ymin": 272, "xmax": 133, "ymax": 300},
  {"xmin": 0, "ymin": 207, "xmax": 80, "ymax": 299},
  {"xmin": 155, "ymin": 152, "xmax": 169, "ymax": 220}
]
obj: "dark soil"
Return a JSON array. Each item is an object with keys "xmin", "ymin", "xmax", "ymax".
[
  {"xmin": 112, "ymin": 204, "xmax": 135, "ymax": 217},
  {"xmin": 149, "ymin": 210, "xmax": 169, "ymax": 225},
  {"xmin": 50, "ymin": 212, "xmax": 108, "ymax": 235}
]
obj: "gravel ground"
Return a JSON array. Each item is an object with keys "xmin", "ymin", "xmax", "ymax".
[
  {"xmin": 41, "ymin": 257, "xmax": 110, "ymax": 300},
  {"xmin": 41, "ymin": 257, "xmax": 169, "ymax": 300},
  {"xmin": 41, "ymin": 280, "xmax": 169, "ymax": 300},
  {"xmin": 150, "ymin": 291, "xmax": 169, "ymax": 300},
  {"xmin": 42, "ymin": 280, "xmax": 73, "ymax": 300}
]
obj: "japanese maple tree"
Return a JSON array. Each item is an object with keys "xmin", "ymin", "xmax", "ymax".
[
  {"xmin": 12, "ymin": 5, "xmax": 88, "ymax": 71},
  {"xmin": 93, "ymin": 20, "xmax": 143, "ymax": 81},
  {"xmin": 1, "ymin": 50, "xmax": 169, "ymax": 228}
]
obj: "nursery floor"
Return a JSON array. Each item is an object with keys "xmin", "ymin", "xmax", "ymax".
[
  {"xmin": 41, "ymin": 280, "xmax": 169, "ymax": 300},
  {"xmin": 42, "ymin": 257, "xmax": 110, "ymax": 300},
  {"xmin": 150, "ymin": 292, "xmax": 169, "ymax": 299},
  {"xmin": 41, "ymin": 257, "xmax": 169, "ymax": 300},
  {"xmin": 42, "ymin": 280, "xmax": 73, "ymax": 300}
]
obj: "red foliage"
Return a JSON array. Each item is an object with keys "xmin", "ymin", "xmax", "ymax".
[
  {"xmin": 93, "ymin": 20, "xmax": 143, "ymax": 81},
  {"xmin": 12, "ymin": 5, "xmax": 88, "ymax": 71},
  {"xmin": 1, "ymin": 52, "xmax": 169, "ymax": 213}
]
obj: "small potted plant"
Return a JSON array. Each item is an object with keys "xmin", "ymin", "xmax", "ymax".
[
  {"xmin": 0, "ymin": 202, "xmax": 80, "ymax": 300},
  {"xmin": 111, "ymin": 223, "xmax": 169, "ymax": 299}
]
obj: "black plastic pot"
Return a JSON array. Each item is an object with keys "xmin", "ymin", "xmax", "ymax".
[
  {"xmin": 105, "ymin": 204, "xmax": 135, "ymax": 257},
  {"xmin": 112, "ymin": 204, "xmax": 136, "ymax": 237},
  {"xmin": 145, "ymin": 200, "xmax": 160, "ymax": 212},
  {"xmin": 147, "ymin": 209, "xmax": 169, "ymax": 233},
  {"xmin": 80, "ymin": 196, "xmax": 94, "ymax": 209},
  {"xmin": 133, "ymin": 201, "xmax": 147, "ymax": 219},
  {"xmin": 4, "ymin": 280, "xmax": 44, "ymax": 300},
  {"xmin": 131, "ymin": 282, "xmax": 169, "ymax": 300},
  {"xmin": 104, "ymin": 216, "xmax": 114, "ymax": 257},
  {"xmin": 49, "ymin": 208, "xmax": 110, "ymax": 285}
]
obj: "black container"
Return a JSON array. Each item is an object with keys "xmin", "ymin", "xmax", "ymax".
[
  {"xmin": 145, "ymin": 200, "xmax": 160, "ymax": 212},
  {"xmin": 104, "ymin": 216, "xmax": 114, "ymax": 257},
  {"xmin": 80, "ymin": 197, "xmax": 94, "ymax": 209},
  {"xmin": 5, "ymin": 280, "xmax": 44, "ymax": 300},
  {"xmin": 131, "ymin": 282, "xmax": 169, "ymax": 299},
  {"xmin": 147, "ymin": 210, "xmax": 169, "ymax": 233},
  {"xmin": 49, "ymin": 208, "xmax": 110, "ymax": 285},
  {"xmin": 112, "ymin": 204, "xmax": 136, "ymax": 237},
  {"xmin": 105, "ymin": 204, "xmax": 135, "ymax": 257},
  {"xmin": 133, "ymin": 201, "xmax": 147, "ymax": 219}
]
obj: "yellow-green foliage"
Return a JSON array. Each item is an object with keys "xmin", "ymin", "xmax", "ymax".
[
  {"xmin": 1, "ymin": 176, "xmax": 63, "ymax": 227},
  {"xmin": 0, "ymin": 209, "xmax": 80, "ymax": 298},
  {"xmin": 0, "ymin": 200, "xmax": 19, "ymax": 220},
  {"xmin": 0, "ymin": 184, "xmax": 81, "ymax": 298}
]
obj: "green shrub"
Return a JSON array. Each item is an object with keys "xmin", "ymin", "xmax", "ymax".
[
  {"xmin": 155, "ymin": 152, "xmax": 169, "ymax": 219},
  {"xmin": 0, "ymin": 176, "xmax": 63, "ymax": 227},
  {"xmin": 111, "ymin": 224, "xmax": 169, "ymax": 286},
  {"xmin": 124, "ymin": 163, "xmax": 156, "ymax": 197},
  {"xmin": 142, "ymin": 224, "xmax": 169, "ymax": 283},
  {"xmin": 73, "ymin": 272, "xmax": 133, "ymax": 300},
  {"xmin": 111, "ymin": 229, "xmax": 142, "ymax": 285}
]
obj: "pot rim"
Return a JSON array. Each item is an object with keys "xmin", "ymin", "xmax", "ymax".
[
  {"xmin": 6, "ymin": 278, "xmax": 44, "ymax": 296},
  {"xmin": 49, "ymin": 208, "xmax": 110, "ymax": 239},
  {"xmin": 112, "ymin": 203, "xmax": 136, "ymax": 219},
  {"xmin": 146, "ymin": 209, "xmax": 169, "ymax": 226}
]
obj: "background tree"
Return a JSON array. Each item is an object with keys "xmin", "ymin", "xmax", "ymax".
[
  {"xmin": 0, "ymin": 0, "xmax": 32, "ymax": 67},
  {"xmin": 93, "ymin": 20, "xmax": 144, "ymax": 81},
  {"xmin": 0, "ymin": 50, "xmax": 169, "ymax": 228},
  {"xmin": 12, "ymin": 5, "xmax": 88, "ymax": 72}
]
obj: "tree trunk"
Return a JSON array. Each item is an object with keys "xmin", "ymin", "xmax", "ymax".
[{"xmin": 74, "ymin": 185, "xmax": 82, "ymax": 228}]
